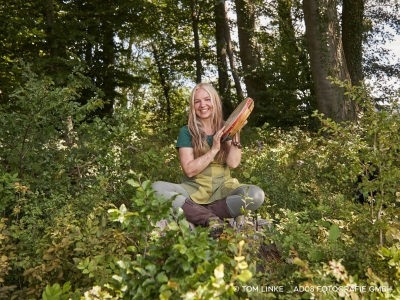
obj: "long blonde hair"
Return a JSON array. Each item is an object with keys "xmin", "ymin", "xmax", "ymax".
[{"xmin": 187, "ymin": 83, "xmax": 229, "ymax": 164}]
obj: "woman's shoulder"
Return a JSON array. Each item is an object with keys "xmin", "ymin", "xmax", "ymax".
[
  {"xmin": 178, "ymin": 125, "xmax": 191, "ymax": 136},
  {"xmin": 177, "ymin": 125, "xmax": 192, "ymax": 148}
]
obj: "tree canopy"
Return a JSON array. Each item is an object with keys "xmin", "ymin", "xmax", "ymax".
[{"xmin": 1, "ymin": 0, "xmax": 399, "ymax": 126}]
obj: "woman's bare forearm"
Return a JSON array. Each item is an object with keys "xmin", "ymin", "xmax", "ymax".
[
  {"xmin": 226, "ymin": 142, "xmax": 241, "ymax": 168},
  {"xmin": 179, "ymin": 147, "xmax": 219, "ymax": 177}
]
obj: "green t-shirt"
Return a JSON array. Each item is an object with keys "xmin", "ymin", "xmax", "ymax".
[
  {"xmin": 176, "ymin": 125, "xmax": 230, "ymax": 149},
  {"xmin": 175, "ymin": 125, "xmax": 242, "ymax": 204},
  {"xmin": 176, "ymin": 125, "xmax": 213, "ymax": 148}
]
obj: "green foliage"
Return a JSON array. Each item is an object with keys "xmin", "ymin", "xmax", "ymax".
[
  {"xmin": 41, "ymin": 282, "xmax": 82, "ymax": 300},
  {"xmin": 2, "ymin": 62, "xmax": 400, "ymax": 299},
  {"xmin": 9, "ymin": 203, "xmax": 128, "ymax": 299},
  {"xmin": 234, "ymin": 84, "xmax": 400, "ymax": 299},
  {"xmin": 109, "ymin": 179, "xmax": 225, "ymax": 299},
  {"xmin": 0, "ymin": 0, "xmax": 398, "ymax": 299},
  {"xmin": 0, "ymin": 172, "xmax": 19, "ymax": 216},
  {"xmin": 0, "ymin": 61, "xmax": 100, "ymax": 181},
  {"xmin": 0, "ymin": 219, "xmax": 18, "ymax": 299}
]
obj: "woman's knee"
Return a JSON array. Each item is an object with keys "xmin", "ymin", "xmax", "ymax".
[
  {"xmin": 236, "ymin": 185, "xmax": 264, "ymax": 201},
  {"xmin": 151, "ymin": 181, "xmax": 165, "ymax": 194},
  {"xmin": 247, "ymin": 186, "xmax": 265, "ymax": 210},
  {"xmin": 229, "ymin": 185, "xmax": 265, "ymax": 213}
]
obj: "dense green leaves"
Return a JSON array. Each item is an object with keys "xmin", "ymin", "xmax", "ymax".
[
  {"xmin": 0, "ymin": 69, "xmax": 398, "ymax": 299},
  {"xmin": 0, "ymin": 1, "xmax": 400, "ymax": 299},
  {"xmin": 1, "ymin": 0, "xmax": 399, "ymax": 126}
]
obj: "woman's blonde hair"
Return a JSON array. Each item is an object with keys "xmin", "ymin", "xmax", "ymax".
[{"xmin": 187, "ymin": 83, "xmax": 229, "ymax": 164}]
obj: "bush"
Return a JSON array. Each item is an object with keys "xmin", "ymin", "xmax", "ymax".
[{"xmin": 1, "ymin": 65, "xmax": 400, "ymax": 299}]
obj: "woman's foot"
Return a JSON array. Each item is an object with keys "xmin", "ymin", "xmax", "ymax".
[{"xmin": 206, "ymin": 217, "xmax": 224, "ymax": 239}]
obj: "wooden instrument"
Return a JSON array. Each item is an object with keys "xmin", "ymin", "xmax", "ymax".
[{"xmin": 221, "ymin": 98, "xmax": 254, "ymax": 141}]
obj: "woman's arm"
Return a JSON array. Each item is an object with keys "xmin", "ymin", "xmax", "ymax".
[
  {"xmin": 225, "ymin": 131, "xmax": 242, "ymax": 168},
  {"xmin": 179, "ymin": 126, "xmax": 225, "ymax": 177}
]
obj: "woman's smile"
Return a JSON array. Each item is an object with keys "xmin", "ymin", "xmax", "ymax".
[{"xmin": 194, "ymin": 88, "xmax": 213, "ymax": 119}]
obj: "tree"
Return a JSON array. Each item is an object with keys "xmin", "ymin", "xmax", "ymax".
[
  {"xmin": 0, "ymin": 0, "xmax": 50, "ymax": 102},
  {"xmin": 302, "ymin": 0, "xmax": 400, "ymax": 122},
  {"xmin": 362, "ymin": 0, "xmax": 400, "ymax": 101},
  {"xmin": 215, "ymin": 0, "xmax": 231, "ymax": 107},
  {"xmin": 342, "ymin": 0, "xmax": 365, "ymax": 86},
  {"xmin": 303, "ymin": 0, "xmax": 358, "ymax": 122},
  {"xmin": 2, "ymin": 0, "xmax": 398, "ymax": 128},
  {"xmin": 0, "ymin": 0, "xmax": 151, "ymax": 118},
  {"xmin": 234, "ymin": 0, "xmax": 266, "ymax": 106},
  {"xmin": 190, "ymin": 0, "xmax": 203, "ymax": 83},
  {"xmin": 266, "ymin": 0, "xmax": 317, "ymax": 128},
  {"xmin": 115, "ymin": 0, "xmax": 198, "ymax": 124},
  {"xmin": 214, "ymin": 0, "xmax": 244, "ymax": 116}
]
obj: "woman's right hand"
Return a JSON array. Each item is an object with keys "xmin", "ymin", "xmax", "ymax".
[
  {"xmin": 211, "ymin": 126, "xmax": 225, "ymax": 152},
  {"xmin": 179, "ymin": 126, "xmax": 226, "ymax": 178}
]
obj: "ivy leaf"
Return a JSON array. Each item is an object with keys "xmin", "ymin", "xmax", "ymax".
[
  {"xmin": 157, "ymin": 272, "xmax": 168, "ymax": 283},
  {"xmin": 329, "ymin": 224, "xmax": 340, "ymax": 242}
]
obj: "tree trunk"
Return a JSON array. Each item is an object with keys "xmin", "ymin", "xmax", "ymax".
[
  {"xmin": 303, "ymin": 0, "xmax": 357, "ymax": 123},
  {"xmin": 342, "ymin": 0, "xmax": 364, "ymax": 86},
  {"xmin": 191, "ymin": 0, "xmax": 202, "ymax": 83},
  {"xmin": 278, "ymin": 0, "xmax": 298, "ymax": 70},
  {"xmin": 44, "ymin": 0, "xmax": 57, "ymax": 59},
  {"xmin": 277, "ymin": 0, "xmax": 299, "ymax": 109},
  {"xmin": 215, "ymin": 1, "xmax": 230, "ymax": 97},
  {"xmin": 235, "ymin": 0, "xmax": 264, "ymax": 103},
  {"xmin": 98, "ymin": 22, "xmax": 116, "ymax": 117},
  {"xmin": 223, "ymin": 1, "xmax": 243, "ymax": 100},
  {"xmin": 152, "ymin": 44, "xmax": 171, "ymax": 123},
  {"xmin": 215, "ymin": 0, "xmax": 233, "ymax": 116}
]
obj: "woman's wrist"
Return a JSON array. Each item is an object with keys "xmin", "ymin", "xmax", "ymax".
[
  {"xmin": 232, "ymin": 140, "xmax": 242, "ymax": 149},
  {"xmin": 209, "ymin": 147, "xmax": 219, "ymax": 158},
  {"xmin": 232, "ymin": 131, "xmax": 241, "ymax": 149}
]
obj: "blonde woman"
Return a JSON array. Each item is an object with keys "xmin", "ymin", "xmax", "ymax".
[{"xmin": 152, "ymin": 83, "xmax": 264, "ymax": 238}]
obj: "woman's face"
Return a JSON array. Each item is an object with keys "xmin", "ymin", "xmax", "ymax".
[{"xmin": 193, "ymin": 88, "xmax": 213, "ymax": 121}]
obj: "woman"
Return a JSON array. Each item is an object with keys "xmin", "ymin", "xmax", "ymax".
[{"xmin": 152, "ymin": 83, "xmax": 264, "ymax": 237}]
